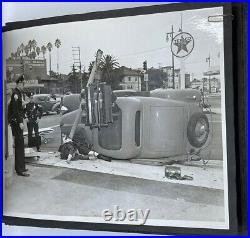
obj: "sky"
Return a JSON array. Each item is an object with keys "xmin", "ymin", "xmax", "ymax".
[{"xmin": 3, "ymin": 7, "xmax": 223, "ymax": 79}]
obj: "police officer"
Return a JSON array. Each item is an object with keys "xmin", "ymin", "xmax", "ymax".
[
  {"xmin": 8, "ymin": 75, "xmax": 29, "ymax": 177},
  {"xmin": 24, "ymin": 93, "xmax": 43, "ymax": 152}
]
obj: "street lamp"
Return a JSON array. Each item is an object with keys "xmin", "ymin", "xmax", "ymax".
[
  {"xmin": 206, "ymin": 54, "xmax": 211, "ymax": 93},
  {"xmin": 166, "ymin": 25, "xmax": 175, "ymax": 89}
]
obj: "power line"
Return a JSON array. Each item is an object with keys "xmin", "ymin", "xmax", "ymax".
[{"xmin": 116, "ymin": 46, "xmax": 168, "ymax": 59}]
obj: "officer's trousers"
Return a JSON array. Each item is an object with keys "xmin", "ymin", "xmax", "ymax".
[
  {"xmin": 11, "ymin": 123, "xmax": 26, "ymax": 174},
  {"xmin": 27, "ymin": 121, "xmax": 40, "ymax": 150}
]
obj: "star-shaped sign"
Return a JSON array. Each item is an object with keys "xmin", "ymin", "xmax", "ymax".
[
  {"xmin": 174, "ymin": 35, "xmax": 192, "ymax": 54},
  {"xmin": 171, "ymin": 32, "xmax": 194, "ymax": 58}
]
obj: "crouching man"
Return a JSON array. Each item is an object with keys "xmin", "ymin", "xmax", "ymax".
[{"xmin": 59, "ymin": 137, "xmax": 111, "ymax": 164}]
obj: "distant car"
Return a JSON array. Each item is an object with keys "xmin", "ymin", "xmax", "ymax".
[
  {"xmin": 51, "ymin": 94, "xmax": 63, "ymax": 103},
  {"xmin": 52, "ymin": 93, "xmax": 81, "ymax": 115},
  {"xmin": 51, "ymin": 94, "xmax": 63, "ymax": 114},
  {"xmin": 32, "ymin": 94, "xmax": 58, "ymax": 115}
]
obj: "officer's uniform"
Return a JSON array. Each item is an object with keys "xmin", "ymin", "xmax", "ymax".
[
  {"xmin": 8, "ymin": 82, "xmax": 26, "ymax": 174},
  {"xmin": 24, "ymin": 95, "xmax": 43, "ymax": 151}
]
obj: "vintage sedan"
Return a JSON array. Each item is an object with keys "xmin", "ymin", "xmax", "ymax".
[
  {"xmin": 32, "ymin": 94, "xmax": 58, "ymax": 115},
  {"xmin": 60, "ymin": 89, "xmax": 211, "ymax": 161}
]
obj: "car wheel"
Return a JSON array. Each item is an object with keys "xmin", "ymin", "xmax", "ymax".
[{"xmin": 187, "ymin": 112, "xmax": 209, "ymax": 148}]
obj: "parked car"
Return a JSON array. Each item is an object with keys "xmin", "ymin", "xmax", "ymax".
[
  {"xmin": 32, "ymin": 94, "xmax": 58, "ymax": 115},
  {"xmin": 52, "ymin": 94, "xmax": 81, "ymax": 115}
]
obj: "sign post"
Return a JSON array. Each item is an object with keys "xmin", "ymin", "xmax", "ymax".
[
  {"xmin": 144, "ymin": 73, "xmax": 149, "ymax": 91},
  {"xmin": 171, "ymin": 32, "xmax": 194, "ymax": 89}
]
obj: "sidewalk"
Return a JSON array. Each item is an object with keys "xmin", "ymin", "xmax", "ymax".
[{"xmin": 25, "ymin": 149, "xmax": 225, "ymax": 190}]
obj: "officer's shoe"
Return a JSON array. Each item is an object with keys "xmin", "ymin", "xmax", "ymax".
[
  {"xmin": 37, "ymin": 149, "xmax": 41, "ymax": 152},
  {"xmin": 17, "ymin": 172, "xmax": 30, "ymax": 177},
  {"xmin": 23, "ymin": 169, "xmax": 28, "ymax": 172}
]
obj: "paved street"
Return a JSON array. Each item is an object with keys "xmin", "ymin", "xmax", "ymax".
[{"xmin": 4, "ymin": 165, "xmax": 225, "ymax": 224}]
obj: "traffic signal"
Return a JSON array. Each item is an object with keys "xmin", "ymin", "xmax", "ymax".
[{"xmin": 143, "ymin": 60, "xmax": 147, "ymax": 71}]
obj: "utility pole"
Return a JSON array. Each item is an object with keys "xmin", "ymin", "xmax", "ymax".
[
  {"xmin": 143, "ymin": 60, "xmax": 148, "ymax": 91},
  {"xmin": 72, "ymin": 47, "xmax": 83, "ymax": 91},
  {"xmin": 206, "ymin": 54, "xmax": 211, "ymax": 93},
  {"xmin": 166, "ymin": 25, "xmax": 175, "ymax": 89},
  {"xmin": 72, "ymin": 64, "xmax": 76, "ymax": 93}
]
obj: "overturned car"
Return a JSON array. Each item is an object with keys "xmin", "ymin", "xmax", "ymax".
[
  {"xmin": 59, "ymin": 49, "xmax": 211, "ymax": 161},
  {"xmin": 60, "ymin": 88, "xmax": 211, "ymax": 160}
]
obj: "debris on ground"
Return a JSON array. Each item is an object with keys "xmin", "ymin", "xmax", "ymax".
[{"xmin": 165, "ymin": 166, "xmax": 193, "ymax": 181}]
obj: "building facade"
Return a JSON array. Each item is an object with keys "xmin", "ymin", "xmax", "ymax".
[
  {"xmin": 160, "ymin": 66, "xmax": 191, "ymax": 89},
  {"xmin": 119, "ymin": 66, "xmax": 141, "ymax": 91},
  {"xmin": 6, "ymin": 56, "xmax": 47, "ymax": 91}
]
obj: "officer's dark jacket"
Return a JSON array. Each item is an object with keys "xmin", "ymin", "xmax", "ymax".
[
  {"xmin": 8, "ymin": 88, "xmax": 24, "ymax": 125},
  {"xmin": 24, "ymin": 102, "xmax": 43, "ymax": 121}
]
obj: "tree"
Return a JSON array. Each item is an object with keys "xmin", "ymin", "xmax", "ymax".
[
  {"xmin": 36, "ymin": 46, "xmax": 41, "ymax": 57},
  {"xmin": 27, "ymin": 40, "xmax": 32, "ymax": 54},
  {"xmin": 41, "ymin": 45, "xmax": 47, "ymax": 58},
  {"xmin": 100, "ymin": 54, "xmax": 119, "ymax": 89},
  {"xmin": 47, "ymin": 42, "xmax": 53, "ymax": 76},
  {"xmin": 24, "ymin": 45, "xmax": 29, "ymax": 57},
  {"xmin": 16, "ymin": 47, "xmax": 21, "ymax": 57},
  {"xmin": 10, "ymin": 52, "xmax": 15, "ymax": 59},
  {"xmin": 29, "ymin": 51, "xmax": 37, "ymax": 59},
  {"xmin": 20, "ymin": 43, "xmax": 25, "ymax": 56},
  {"xmin": 31, "ymin": 39, "xmax": 37, "ymax": 52},
  {"xmin": 147, "ymin": 68, "xmax": 166, "ymax": 90},
  {"xmin": 88, "ymin": 61, "xmax": 95, "ymax": 73},
  {"xmin": 54, "ymin": 39, "xmax": 61, "ymax": 73},
  {"xmin": 46, "ymin": 42, "xmax": 53, "ymax": 52}
]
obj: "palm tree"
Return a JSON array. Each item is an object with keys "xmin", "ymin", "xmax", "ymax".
[
  {"xmin": 10, "ymin": 52, "xmax": 15, "ymax": 59},
  {"xmin": 41, "ymin": 45, "xmax": 47, "ymax": 58},
  {"xmin": 100, "ymin": 55, "xmax": 119, "ymax": 86},
  {"xmin": 46, "ymin": 42, "xmax": 53, "ymax": 76},
  {"xmin": 27, "ymin": 40, "xmax": 32, "ymax": 54},
  {"xmin": 24, "ymin": 45, "xmax": 29, "ymax": 57},
  {"xmin": 31, "ymin": 39, "xmax": 37, "ymax": 52},
  {"xmin": 20, "ymin": 43, "xmax": 25, "ymax": 56},
  {"xmin": 36, "ymin": 46, "xmax": 41, "ymax": 58},
  {"xmin": 88, "ymin": 61, "xmax": 95, "ymax": 74},
  {"xmin": 16, "ymin": 47, "xmax": 21, "ymax": 57},
  {"xmin": 54, "ymin": 39, "xmax": 61, "ymax": 73},
  {"xmin": 30, "ymin": 51, "xmax": 36, "ymax": 59}
]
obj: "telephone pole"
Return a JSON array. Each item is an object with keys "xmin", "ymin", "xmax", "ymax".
[
  {"xmin": 206, "ymin": 54, "xmax": 211, "ymax": 93},
  {"xmin": 166, "ymin": 25, "xmax": 175, "ymax": 89}
]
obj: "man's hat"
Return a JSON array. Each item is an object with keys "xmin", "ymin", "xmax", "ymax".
[{"xmin": 16, "ymin": 75, "xmax": 24, "ymax": 84}]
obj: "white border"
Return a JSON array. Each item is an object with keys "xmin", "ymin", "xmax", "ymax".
[{"xmin": 3, "ymin": 5, "xmax": 230, "ymax": 231}]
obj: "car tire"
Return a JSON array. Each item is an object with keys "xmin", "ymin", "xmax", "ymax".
[{"xmin": 187, "ymin": 112, "xmax": 209, "ymax": 148}]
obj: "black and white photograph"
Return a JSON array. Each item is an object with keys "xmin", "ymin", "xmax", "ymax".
[{"xmin": 2, "ymin": 3, "xmax": 242, "ymax": 234}]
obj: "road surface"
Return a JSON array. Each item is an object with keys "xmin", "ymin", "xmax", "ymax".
[{"xmin": 4, "ymin": 164, "xmax": 225, "ymax": 224}]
